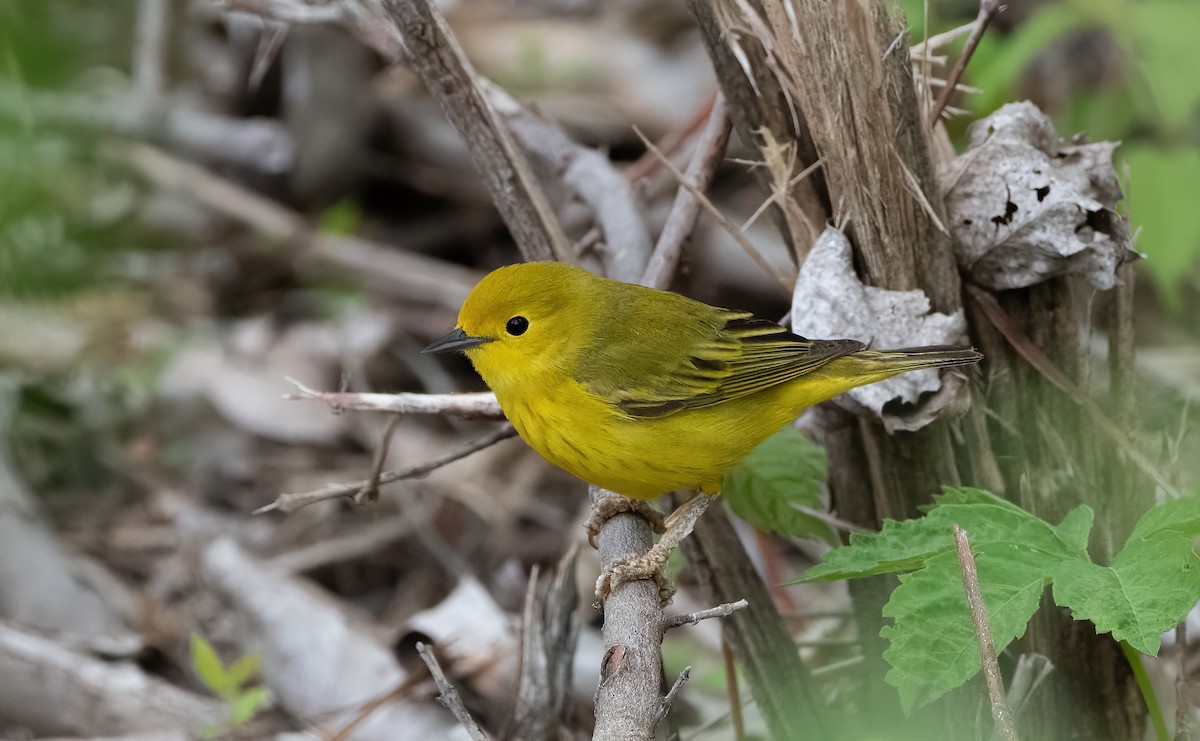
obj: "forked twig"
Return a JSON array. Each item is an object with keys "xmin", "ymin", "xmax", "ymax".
[{"xmin": 929, "ymin": 0, "xmax": 1004, "ymax": 126}]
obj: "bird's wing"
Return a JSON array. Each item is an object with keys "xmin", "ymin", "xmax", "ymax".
[{"xmin": 580, "ymin": 305, "xmax": 864, "ymax": 419}]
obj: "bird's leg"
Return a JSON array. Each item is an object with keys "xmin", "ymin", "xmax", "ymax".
[
  {"xmin": 595, "ymin": 492, "xmax": 716, "ymax": 605},
  {"xmin": 584, "ymin": 490, "xmax": 666, "ymax": 550}
]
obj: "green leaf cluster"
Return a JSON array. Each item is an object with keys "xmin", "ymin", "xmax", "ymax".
[
  {"xmin": 799, "ymin": 488, "xmax": 1200, "ymax": 713},
  {"xmin": 190, "ymin": 633, "xmax": 272, "ymax": 735},
  {"xmin": 722, "ymin": 427, "xmax": 836, "ymax": 544}
]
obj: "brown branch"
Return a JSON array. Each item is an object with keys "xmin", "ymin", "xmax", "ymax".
[
  {"xmin": 722, "ymin": 638, "xmax": 746, "ymax": 741},
  {"xmin": 283, "ymin": 377, "xmax": 503, "ymax": 418},
  {"xmin": 377, "ymin": 0, "xmax": 571, "ymax": 263},
  {"xmin": 415, "ymin": 642, "xmax": 491, "ymax": 741},
  {"xmin": 254, "ymin": 425, "xmax": 516, "ymax": 514},
  {"xmin": 953, "ymin": 524, "xmax": 1019, "ymax": 741},
  {"xmin": 664, "ymin": 599, "xmax": 749, "ymax": 630},
  {"xmin": 928, "ymin": 0, "xmax": 1004, "ymax": 126},
  {"xmin": 656, "ymin": 666, "xmax": 692, "ymax": 723},
  {"xmin": 642, "ymin": 93, "xmax": 732, "ymax": 290}
]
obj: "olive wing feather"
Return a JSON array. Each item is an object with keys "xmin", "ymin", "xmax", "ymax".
[{"xmin": 575, "ymin": 292, "xmax": 863, "ymax": 418}]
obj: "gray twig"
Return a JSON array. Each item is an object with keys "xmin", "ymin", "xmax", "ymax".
[
  {"xmin": 255, "ymin": 425, "xmax": 516, "ymax": 514},
  {"xmin": 664, "ymin": 599, "xmax": 749, "ymax": 630},
  {"xmin": 377, "ymin": 0, "xmax": 571, "ymax": 263},
  {"xmin": 415, "ymin": 642, "xmax": 491, "ymax": 741},
  {"xmin": 953, "ymin": 524, "xmax": 1019, "ymax": 741},
  {"xmin": 133, "ymin": 0, "xmax": 170, "ymax": 105},
  {"xmin": 282, "ymin": 377, "xmax": 503, "ymax": 418},
  {"xmin": 929, "ymin": 0, "xmax": 1004, "ymax": 126},
  {"xmin": 642, "ymin": 93, "xmax": 732, "ymax": 290},
  {"xmin": 656, "ymin": 666, "xmax": 692, "ymax": 723}
]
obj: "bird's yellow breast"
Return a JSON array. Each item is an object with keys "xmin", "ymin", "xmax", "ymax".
[{"xmin": 493, "ymin": 371, "xmax": 838, "ymax": 500}]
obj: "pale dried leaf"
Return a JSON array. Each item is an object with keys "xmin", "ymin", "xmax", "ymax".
[
  {"xmin": 792, "ymin": 228, "xmax": 969, "ymax": 433},
  {"xmin": 942, "ymin": 102, "xmax": 1137, "ymax": 290}
]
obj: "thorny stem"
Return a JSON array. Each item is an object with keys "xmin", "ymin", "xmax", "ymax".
[{"xmin": 929, "ymin": 0, "xmax": 1004, "ymax": 126}]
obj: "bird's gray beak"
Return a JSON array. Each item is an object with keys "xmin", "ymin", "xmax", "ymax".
[{"xmin": 422, "ymin": 327, "xmax": 493, "ymax": 354}]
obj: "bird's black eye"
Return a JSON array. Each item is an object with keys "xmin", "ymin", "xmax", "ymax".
[{"xmin": 506, "ymin": 316, "xmax": 529, "ymax": 336}]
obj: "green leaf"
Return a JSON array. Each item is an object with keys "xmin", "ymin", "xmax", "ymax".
[
  {"xmin": 230, "ymin": 687, "xmax": 272, "ymax": 726},
  {"xmin": 882, "ymin": 545, "xmax": 1046, "ymax": 713},
  {"xmin": 225, "ymin": 652, "xmax": 261, "ymax": 692},
  {"xmin": 1126, "ymin": 1, "xmax": 1200, "ymax": 131},
  {"xmin": 190, "ymin": 633, "xmax": 231, "ymax": 698},
  {"xmin": 799, "ymin": 488, "xmax": 1087, "ymax": 582},
  {"xmin": 722, "ymin": 427, "xmax": 835, "ymax": 542},
  {"xmin": 1123, "ymin": 146, "xmax": 1200, "ymax": 309},
  {"xmin": 1052, "ymin": 496, "xmax": 1200, "ymax": 654}
]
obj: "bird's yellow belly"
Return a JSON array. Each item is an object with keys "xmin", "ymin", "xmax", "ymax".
[{"xmin": 498, "ymin": 379, "xmax": 807, "ymax": 500}]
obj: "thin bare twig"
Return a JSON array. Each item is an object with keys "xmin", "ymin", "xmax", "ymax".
[
  {"xmin": 415, "ymin": 642, "xmax": 491, "ymax": 741},
  {"xmin": 723, "ymin": 638, "xmax": 746, "ymax": 741},
  {"xmin": 954, "ymin": 524, "xmax": 1019, "ymax": 741},
  {"xmin": 254, "ymin": 425, "xmax": 516, "ymax": 514},
  {"xmin": 633, "ymin": 127, "xmax": 791, "ymax": 292},
  {"xmin": 358, "ymin": 415, "xmax": 401, "ymax": 503},
  {"xmin": 929, "ymin": 0, "xmax": 1004, "ymax": 126},
  {"xmin": 664, "ymin": 599, "xmax": 750, "ymax": 630},
  {"xmin": 283, "ymin": 377, "xmax": 503, "ymax": 419},
  {"xmin": 657, "ymin": 667, "xmax": 692, "ymax": 723},
  {"xmin": 642, "ymin": 93, "xmax": 732, "ymax": 290},
  {"xmin": 133, "ymin": 0, "xmax": 170, "ymax": 104}
]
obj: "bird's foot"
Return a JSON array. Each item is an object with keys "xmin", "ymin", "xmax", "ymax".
[
  {"xmin": 593, "ymin": 492, "xmax": 716, "ymax": 607},
  {"xmin": 584, "ymin": 492, "xmax": 666, "ymax": 550},
  {"xmin": 596, "ymin": 547, "xmax": 676, "ymax": 605}
]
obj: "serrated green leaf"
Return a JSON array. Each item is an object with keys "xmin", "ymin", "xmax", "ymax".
[
  {"xmin": 190, "ymin": 633, "xmax": 231, "ymax": 698},
  {"xmin": 1052, "ymin": 500, "xmax": 1200, "ymax": 654},
  {"xmin": 799, "ymin": 488, "xmax": 1088, "ymax": 582},
  {"xmin": 722, "ymin": 427, "xmax": 835, "ymax": 542},
  {"xmin": 225, "ymin": 652, "xmax": 260, "ymax": 691},
  {"xmin": 881, "ymin": 544, "xmax": 1047, "ymax": 712},
  {"xmin": 230, "ymin": 687, "xmax": 271, "ymax": 726}
]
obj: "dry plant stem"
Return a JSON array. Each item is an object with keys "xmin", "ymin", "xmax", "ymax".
[
  {"xmin": 283, "ymin": 377, "xmax": 503, "ymax": 418},
  {"xmin": 117, "ymin": 144, "xmax": 479, "ymax": 311},
  {"xmin": 928, "ymin": 0, "xmax": 1004, "ymax": 126},
  {"xmin": 255, "ymin": 425, "xmax": 516, "ymax": 514},
  {"xmin": 359, "ymin": 414, "xmax": 401, "ymax": 502},
  {"xmin": 966, "ymin": 285, "xmax": 1175, "ymax": 496},
  {"xmin": 591, "ymin": 486, "xmax": 666, "ymax": 741},
  {"xmin": 642, "ymin": 93, "xmax": 732, "ymax": 290},
  {"xmin": 415, "ymin": 642, "xmax": 491, "ymax": 741},
  {"xmin": 664, "ymin": 599, "xmax": 749, "ymax": 630},
  {"xmin": 597, "ymin": 493, "xmax": 715, "ymax": 601},
  {"xmin": 378, "ymin": 0, "xmax": 571, "ymax": 263},
  {"xmin": 497, "ymin": 93, "xmax": 653, "ymax": 284},
  {"xmin": 722, "ymin": 638, "xmax": 747, "ymax": 741},
  {"xmin": 679, "ymin": 506, "xmax": 829, "ymax": 738},
  {"xmin": 953, "ymin": 525, "xmax": 1020, "ymax": 741},
  {"xmin": 510, "ymin": 549, "xmax": 579, "ymax": 740},
  {"xmin": 634, "ymin": 127, "xmax": 791, "ymax": 291}
]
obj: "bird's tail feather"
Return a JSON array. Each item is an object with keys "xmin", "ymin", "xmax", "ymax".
[{"xmin": 834, "ymin": 345, "xmax": 983, "ymax": 383}]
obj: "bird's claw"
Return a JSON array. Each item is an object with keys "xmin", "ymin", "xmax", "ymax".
[
  {"xmin": 595, "ymin": 550, "xmax": 676, "ymax": 606},
  {"xmin": 584, "ymin": 493, "xmax": 666, "ymax": 549}
]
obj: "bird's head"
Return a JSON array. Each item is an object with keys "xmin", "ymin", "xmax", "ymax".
[{"xmin": 423, "ymin": 262, "xmax": 590, "ymax": 392}]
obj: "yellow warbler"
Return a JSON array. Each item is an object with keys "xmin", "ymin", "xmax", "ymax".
[{"xmin": 425, "ymin": 261, "xmax": 981, "ymax": 500}]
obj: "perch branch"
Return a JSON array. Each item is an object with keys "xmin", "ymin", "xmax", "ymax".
[
  {"xmin": 254, "ymin": 425, "xmax": 516, "ymax": 514},
  {"xmin": 954, "ymin": 524, "xmax": 1019, "ymax": 741},
  {"xmin": 415, "ymin": 642, "xmax": 491, "ymax": 741}
]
